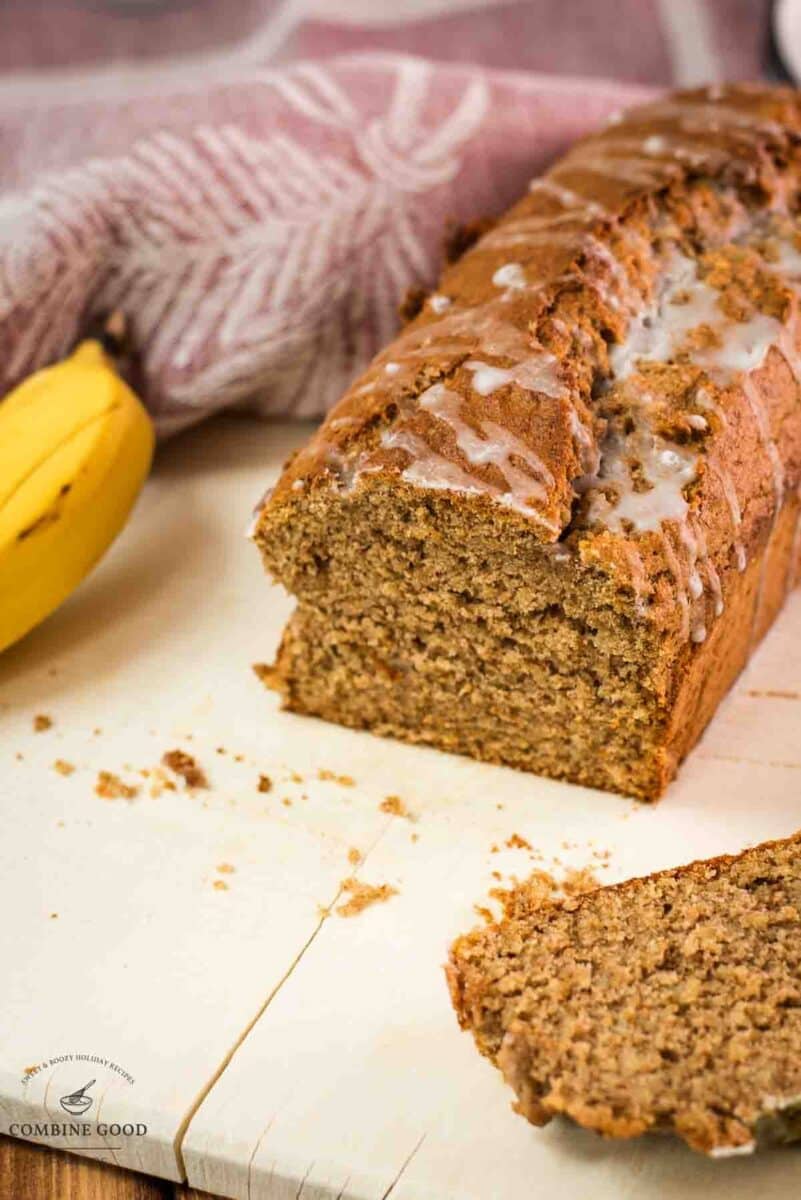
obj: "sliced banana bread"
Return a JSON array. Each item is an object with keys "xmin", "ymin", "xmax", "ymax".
[{"xmin": 447, "ymin": 832, "xmax": 801, "ymax": 1156}]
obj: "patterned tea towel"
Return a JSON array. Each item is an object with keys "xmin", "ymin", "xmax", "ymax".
[{"xmin": 0, "ymin": 0, "xmax": 771, "ymax": 433}]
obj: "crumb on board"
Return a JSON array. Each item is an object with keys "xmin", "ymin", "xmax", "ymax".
[
  {"xmin": 317, "ymin": 768, "xmax": 355, "ymax": 787},
  {"xmin": 490, "ymin": 869, "xmax": 558, "ymax": 916},
  {"xmin": 33, "ymin": 714, "xmax": 53, "ymax": 732},
  {"xmin": 95, "ymin": 771, "xmax": 138, "ymax": 801},
  {"xmin": 52, "ymin": 759, "xmax": 75, "ymax": 776},
  {"xmin": 347, "ymin": 847, "xmax": 362, "ymax": 866},
  {"xmin": 92, "ymin": 727, "xmax": 102, "ymax": 736},
  {"xmin": 252, "ymin": 661, "xmax": 279, "ymax": 689},
  {"xmin": 49, "ymin": 913, "xmax": 58, "ymax": 920},
  {"xmin": 15, "ymin": 753, "xmax": 23, "ymax": 761},
  {"xmin": 257, "ymin": 774, "xmax": 273, "ymax": 793},
  {"xmin": 148, "ymin": 767, "xmax": 177, "ymax": 798},
  {"xmin": 282, "ymin": 797, "xmax": 292, "ymax": 807},
  {"xmin": 216, "ymin": 863, "xmax": 235, "ymax": 875},
  {"xmin": 483, "ymin": 862, "xmax": 604, "ymax": 924},
  {"xmin": 162, "ymin": 749, "xmax": 208, "ymax": 790},
  {"xmin": 335, "ymin": 877, "xmax": 397, "ymax": 918},
  {"xmin": 216, "ymin": 747, "xmax": 226, "ymax": 755},
  {"xmin": 212, "ymin": 879, "xmax": 229, "ymax": 892},
  {"xmin": 379, "ymin": 795, "xmax": 414, "ymax": 820},
  {"xmin": 505, "ymin": 833, "xmax": 533, "ymax": 851},
  {"xmin": 290, "ymin": 771, "xmax": 303, "ymax": 783}
]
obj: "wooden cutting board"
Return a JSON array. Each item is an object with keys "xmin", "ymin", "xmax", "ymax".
[{"xmin": 1, "ymin": 416, "xmax": 799, "ymax": 1200}]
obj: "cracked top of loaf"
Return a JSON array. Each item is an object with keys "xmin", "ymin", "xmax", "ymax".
[{"xmin": 256, "ymin": 84, "xmax": 801, "ymax": 643}]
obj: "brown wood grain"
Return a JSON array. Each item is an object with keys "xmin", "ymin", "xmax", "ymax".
[{"xmin": 0, "ymin": 1134, "xmax": 217, "ymax": 1200}]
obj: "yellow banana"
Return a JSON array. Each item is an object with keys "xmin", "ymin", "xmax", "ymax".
[{"xmin": 0, "ymin": 340, "xmax": 154, "ymax": 653}]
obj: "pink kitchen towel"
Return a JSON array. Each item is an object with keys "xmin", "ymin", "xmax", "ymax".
[{"xmin": 0, "ymin": 1, "xmax": 772, "ymax": 433}]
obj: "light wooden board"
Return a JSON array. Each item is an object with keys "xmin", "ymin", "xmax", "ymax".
[{"xmin": 1, "ymin": 416, "xmax": 799, "ymax": 1198}]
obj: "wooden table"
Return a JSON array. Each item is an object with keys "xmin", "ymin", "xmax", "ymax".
[{"xmin": 0, "ymin": 1134, "xmax": 213, "ymax": 1200}]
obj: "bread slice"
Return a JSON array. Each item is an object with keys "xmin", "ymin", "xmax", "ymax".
[
  {"xmin": 447, "ymin": 832, "xmax": 801, "ymax": 1156},
  {"xmin": 254, "ymin": 85, "xmax": 801, "ymax": 799}
]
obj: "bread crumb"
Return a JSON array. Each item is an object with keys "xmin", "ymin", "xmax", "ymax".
[
  {"xmin": 95, "ymin": 771, "xmax": 138, "ymax": 801},
  {"xmin": 498, "ymin": 871, "xmax": 557, "ymax": 915},
  {"xmin": 33, "ymin": 714, "xmax": 53, "ymax": 732},
  {"xmin": 336, "ymin": 877, "xmax": 397, "ymax": 918},
  {"xmin": 148, "ymin": 767, "xmax": 177, "ymax": 798},
  {"xmin": 562, "ymin": 865, "xmax": 601, "ymax": 896},
  {"xmin": 216, "ymin": 863, "xmax": 235, "ymax": 874},
  {"xmin": 318, "ymin": 768, "xmax": 355, "ymax": 787},
  {"xmin": 474, "ymin": 905, "xmax": 494, "ymax": 923},
  {"xmin": 379, "ymin": 795, "xmax": 414, "ymax": 820},
  {"xmin": 162, "ymin": 749, "xmax": 208, "ymax": 790},
  {"xmin": 289, "ymin": 770, "xmax": 303, "ymax": 783},
  {"xmin": 506, "ymin": 833, "xmax": 533, "ymax": 851},
  {"xmin": 52, "ymin": 759, "xmax": 75, "ymax": 776},
  {"xmin": 282, "ymin": 797, "xmax": 292, "ymax": 807},
  {"xmin": 257, "ymin": 774, "xmax": 273, "ymax": 793},
  {"xmin": 49, "ymin": 913, "xmax": 58, "ymax": 919},
  {"xmin": 212, "ymin": 879, "xmax": 229, "ymax": 891},
  {"xmin": 347, "ymin": 847, "xmax": 362, "ymax": 865},
  {"xmin": 252, "ymin": 661, "xmax": 280, "ymax": 689}
]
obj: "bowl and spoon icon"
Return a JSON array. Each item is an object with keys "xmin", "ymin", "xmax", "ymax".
[{"xmin": 59, "ymin": 1079, "xmax": 95, "ymax": 1116}]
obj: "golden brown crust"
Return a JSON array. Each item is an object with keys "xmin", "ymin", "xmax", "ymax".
[
  {"xmin": 254, "ymin": 84, "xmax": 801, "ymax": 800},
  {"xmin": 260, "ymin": 84, "xmax": 801, "ymax": 535}
]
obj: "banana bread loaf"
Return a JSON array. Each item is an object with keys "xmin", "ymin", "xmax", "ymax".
[
  {"xmin": 253, "ymin": 84, "xmax": 801, "ymax": 800},
  {"xmin": 447, "ymin": 831, "xmax": 801, "ymax": 1156}
]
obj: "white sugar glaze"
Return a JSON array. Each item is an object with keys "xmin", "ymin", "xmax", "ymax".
[
  {"xmin": 419, "ymin": 383, "xmax": 554, "ymax": 500},
  {"xmin": 588, "ymin": 424, "xmax": 697, "ymax": 533},
  {"xmin": 586, "ymin": 225, "xmax": 801, "ymax": 635},
  {"xmin": 465, "ymin": 356, "xmax": 563, "ymax": 398},
  {"xmin": 528, "ymin": 178, "xmax": 612, "ymax": 219},
  {"xmin": 381, "ymin": 400, "xmax": 559, "ymax": 532},
  {"xmin": 341, "ymin": 102, "xmax": 800, "ymax": 642},
  {"xmin": 610, "ymin": 249, "xmax": 788, "ymax": 381},
  {"xmin": 492, "ymin": 262, "xmax": 527, "ymax": 290},
  {"xmin": 640, "ymin": 99, "xmax": 784, "ymax": 139},
  {"xmin": 553, "ymin": 152, "xmax": 678, "ymax": 189}
]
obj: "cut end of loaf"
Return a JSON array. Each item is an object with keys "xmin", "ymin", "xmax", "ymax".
[
  {"xmin": 255, "ymin": 478, "xmax": 680, "ymax": 800},
  {"xmin": 447, "ymin": 832, "xmax": 801, "ymax": 1156}
]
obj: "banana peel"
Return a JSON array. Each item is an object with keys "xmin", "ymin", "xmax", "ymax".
[{"xmin": 0, "ymin": 340, "xmax": 154, "ymax": 654}]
